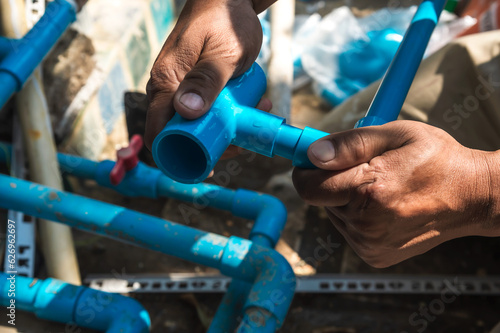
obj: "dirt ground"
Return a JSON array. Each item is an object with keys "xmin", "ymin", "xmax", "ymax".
[{"xmin": 1, "ymin": 0, "xmax": 500, "ymax": 332}]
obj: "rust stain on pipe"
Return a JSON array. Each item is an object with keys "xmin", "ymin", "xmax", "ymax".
[{"xmin": 28, "ymin": 130, "xmax": 42, "ymax": 140}]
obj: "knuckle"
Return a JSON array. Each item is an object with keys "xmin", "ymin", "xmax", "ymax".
[
  {"xmin": 342, "ymin": 130, "xmax": 369, "ymax": 162},
  {"xmin": 148, "ymin": 58, "xmax": 193, "ymax": 96},
  {"xmin": 185, "ymin": 66, "xmax": 221, "ymax": 89}
]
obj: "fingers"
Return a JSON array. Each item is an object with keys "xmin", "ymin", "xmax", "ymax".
[
  {"xmin": 144, "ymin": 34, "xmax": 202, "ymax": 149},
  {"xmin": 307, "ymin": 122, "xmax": 412, "ymax": 171},
  {"xmin": 173, "ymin": 58, "xmax": 239, "ymax": 119},
  {"xmin": 292, "ymin": 163, "xmax": 375, "ymax": 207},
  {"xmin": 256, "ymin": 97, "xmax": 272, "ymax": 112}
]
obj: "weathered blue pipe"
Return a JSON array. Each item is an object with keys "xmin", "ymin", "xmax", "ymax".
[
  {"xmin": 0, "ymin": 273, "xmax": 150, "ymax": 332},
  {"xmin": 0, "ymin": 174, "xmax": 295, "ymax": 331},
  {"xmin": 355, "ymin": 0, "xmax": 446, "ymax": 127},
  {"xmin": 0, "ymin": 142, "xmax": 295, "ymax": 331},
  {"xmin": 1, "ymin": 142, "xmax": 288, "ymax": 248},
  {"xmin": 0, "ymin": 0, "xmax": 77, "ymax": 108}
]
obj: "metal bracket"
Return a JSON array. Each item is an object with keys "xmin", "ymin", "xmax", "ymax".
[
  {"xmin": 85, "ymin": 273, "xmax": 500, "ymax": 295},
  {"xmin": 3, "ymin": 115, "xmax": 36, "ymax": 277}
]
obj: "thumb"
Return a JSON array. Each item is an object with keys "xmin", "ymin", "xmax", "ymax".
[
  {"xmin": 173, "ymin": 59, "xmax": 238, "ymax": 119},
  {"xmin": 307, "ymin": 123, "xmax": 411, "ymax": 171}
]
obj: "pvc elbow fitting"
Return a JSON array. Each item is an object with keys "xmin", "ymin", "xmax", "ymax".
[
  {"xmin": 152, "ymin": 62, "xmax": 328, "ymax": 184},
  {"xmin": 220, "ymin": 237, "xmax": 296, "ymax": 330}
]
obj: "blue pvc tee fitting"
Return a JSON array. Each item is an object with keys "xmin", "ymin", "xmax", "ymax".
[{"xmin": 152, "ymin": 63, "xmax": 328, "ymax": 184}]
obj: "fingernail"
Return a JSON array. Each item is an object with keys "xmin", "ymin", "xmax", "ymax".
[
  {"xmin": 310, "ymin": 140, "xmax": 336, "ymax": 162},
  {"xmin": 179, "ymin": 92, "xmax": 204, "ymax": 111}
]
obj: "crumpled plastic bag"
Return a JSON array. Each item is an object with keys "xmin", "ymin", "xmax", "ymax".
[{"xmin": 297, "ymin": 6, "xmax": 476, "ymax": 106}]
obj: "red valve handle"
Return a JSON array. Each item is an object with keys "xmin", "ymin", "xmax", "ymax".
[{"xmin": 109, "ymin": 135, "xmax": 143, "ymax": 185}]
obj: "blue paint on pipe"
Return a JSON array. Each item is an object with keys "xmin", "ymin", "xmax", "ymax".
[
  {"xmin": 0, "ymin": 0, "xmax": 77, "ymax": 108},
  {"xmin": 0, "ymin": 273, "xmax": 150, "ymax": 332},
  {"xmin": 0, "ymin": 174, "xmax": 228, "ymax": 268},
  {"xmin": 355, "ymin": 0, "xmax": 446, "ymax": 128}
]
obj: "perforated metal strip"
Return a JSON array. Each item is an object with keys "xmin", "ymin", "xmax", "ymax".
[{"xmin": 85, "ymin": 274, "xmax": 500, "ymax": 295}]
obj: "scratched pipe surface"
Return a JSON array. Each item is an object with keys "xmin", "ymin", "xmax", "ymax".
[
  {"xmin": 0, "ymin": 141, "xmax": 294, "ymax": 331},
  {"xmin": 0, "ymin": 272, "xmax": 150, "ymax": 333}
]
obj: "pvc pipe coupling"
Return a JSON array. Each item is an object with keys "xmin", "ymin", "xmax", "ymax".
[{"xmin": 152, "ymin": 63, "xmax": 329, "ymax": 184}]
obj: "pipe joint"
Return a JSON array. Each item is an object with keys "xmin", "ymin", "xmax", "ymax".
[
  {"xmin": 220, "ymin": 237, "xmax": 296, "ymax": 329},
  {"xmin": 95, "ymin": 161, "xmax": 162, "ymax": 198},
  {"xmin": 231, "ymin": 190, "xmax": 287, "ymax": 247},
  {"xmin": 152, "ymin": 63, "xmax": 329, "ymax": 184}
]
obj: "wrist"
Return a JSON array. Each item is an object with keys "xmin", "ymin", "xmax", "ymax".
[
  {"xmin": 484, "ymin": 150, "xmax": 500, "ymax": 233},
  {"xmin": 469, "ymin": 149, "xmax": 500, "ymax": 237}
]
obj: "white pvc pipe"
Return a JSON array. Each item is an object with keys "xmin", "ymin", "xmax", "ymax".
[
  {"xmin": 268, "ymin": 0, "xmax": 295, "ymax": 122},
  {"xmin": 1, "ymin": 0, "xmax": 81, "ymax": 285}
]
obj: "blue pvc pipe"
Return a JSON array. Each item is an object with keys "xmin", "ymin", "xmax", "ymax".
[
  {"xmin": 0, "ymin": 173, "xmax": 228, "ymax": 268},
  {"xmin": 152, "ymin": 63, "xmax": 329, "ymax": 183},
  {"xmin": 0, "ymin": 38, "xmax": 15, "ymax": 60},
  {"xmin": 355, "ymin": 0, "xmax": 447, "ymax": 127},
  {"xmin": 0, "ymin": 273, "xmax": 150, "ymax": 332},
  {"xmin": 3, "ymin": 142, "xmax": 289, "ymax": 248},
  {"xmin": 0, "ymin": 0, "xmax": 77, "ymax": 108}
]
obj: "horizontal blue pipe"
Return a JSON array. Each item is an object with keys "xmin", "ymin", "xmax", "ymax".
[
  {"xmin": 0, "ymin": 141, "xmax": 288, "ymax": 247},
  {"xmin": 0, "ymin": 0, "xmax": 76, "ymax": 109},
  {"xmin": 0, "ymin": 273, "xmax": 150, "ymax": 332},
  {"xmin": 152, "ymin": 63, "xmax": 329, "ymax": 184},
  {"xmin": 0, "ymin": 173, "xmax": 228, "ymax": 268},
  {"xmin": 355, "ymin": 0, "xmax": 446, "ymax": 127}
]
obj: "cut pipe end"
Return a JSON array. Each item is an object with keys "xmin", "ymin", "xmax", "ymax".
[{"xmin": 153, "ymin": 131, "xmax": 211, "ymax": 184}]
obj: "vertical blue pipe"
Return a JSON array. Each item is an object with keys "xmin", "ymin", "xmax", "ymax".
[{"xmin": 355, "ymin": 0, "xmax": 447, "ymax": 127}]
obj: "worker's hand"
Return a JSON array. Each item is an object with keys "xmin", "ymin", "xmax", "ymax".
[
  {"xmin": 145, "ymin": 0, "xmax": 265, "ymax": 150},
  {"xmin": 293, "ymin": 120, "xmax": 499, "ymax": 268}
]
